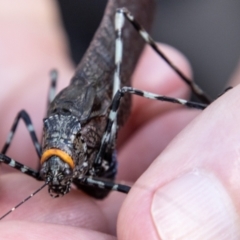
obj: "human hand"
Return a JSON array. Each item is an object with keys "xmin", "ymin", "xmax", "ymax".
[{"xmin": 1, "ymin": 1, "xmax": 239, "ymax": 239}]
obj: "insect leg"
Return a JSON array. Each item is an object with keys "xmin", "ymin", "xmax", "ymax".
[
  {"xmin": 1, "ymin": 110, "xmax": 41, "ymax": 158},
  {"xmin": 94, "ymin": 87, "xmax": 208, "ymax": 168},
  {"xmin": 3, "ymin": 71, "xmax": 58, "ymax": 162},
  {"xmin": 82, "ymin": 176, "xmax": 130, "ymax": 194},
  {"xmin": 94, "ymin": 10, "xmax": 208, "ymax": 169},
  {"xmin": 0, "ymin": 153, "xmax": 40, "ymax": 179},
  {"xmin": 117, "ymin": 8, "xmax": 211, "ymax": 104}
]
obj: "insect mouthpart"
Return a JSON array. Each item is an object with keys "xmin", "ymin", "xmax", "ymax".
[{"xmin": 40, "ymin": 151, "xmax": 74, "ymax": 198}]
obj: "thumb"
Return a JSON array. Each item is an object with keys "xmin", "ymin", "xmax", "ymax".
[{"xmin": 118, "ymin": 85, "xmax": 240, "ymax": 239}]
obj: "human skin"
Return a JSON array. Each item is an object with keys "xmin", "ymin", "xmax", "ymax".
[{"xmin": 1, "ymin": 1, "xmax": 240, "ymax": 239}]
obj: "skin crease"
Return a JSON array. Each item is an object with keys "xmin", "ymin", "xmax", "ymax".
[{"xmin": 1, "ymin": 1, "xmax": 240, "ymax": 239}]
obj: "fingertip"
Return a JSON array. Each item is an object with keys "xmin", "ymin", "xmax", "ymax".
[
  {"xmin": 0, "ymin": 174, "xmax": 108, "ymax": 232},
  {"xmin": 151, "ymin": 171, "xmax": 240, "ymax": 239},
  {"xmin": 0, "ymin": 221, "xmax": 116, "ymax": 240},
  {"xmin": 118, "ymin": 184, "xmax": 159, "ymax": 240},
  {"xmin": 118, "ymin": 84, "xmax": 240, "ymax": 239}
]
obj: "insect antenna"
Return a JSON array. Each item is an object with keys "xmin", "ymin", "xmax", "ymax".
[{"xmin": 0, "ymin": 182, "xmax": 48, "ymax": 220}]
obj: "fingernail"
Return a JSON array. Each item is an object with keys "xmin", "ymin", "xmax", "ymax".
[{"xmin": 151, "ymin": 170, "xmax": 240, "ymax": 239}]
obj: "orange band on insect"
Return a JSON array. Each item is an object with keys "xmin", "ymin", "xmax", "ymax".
[{"xmin": 41, "ymin": 149, "xmax": 75, "ymax": 169}]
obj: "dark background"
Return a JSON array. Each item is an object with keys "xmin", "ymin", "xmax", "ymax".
[{"xmin": 57, "ymin": 0, "xmax": 240, "ymax": 99}]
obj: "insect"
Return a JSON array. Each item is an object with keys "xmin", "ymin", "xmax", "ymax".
[{"xmin": 0, "ymin": 0, "xmax": 211, "ymax": 221}]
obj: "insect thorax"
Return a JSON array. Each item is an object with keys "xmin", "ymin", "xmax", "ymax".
[{"xmin": 40, "ymin": 107, "xmax": 114, "ymax": 193}]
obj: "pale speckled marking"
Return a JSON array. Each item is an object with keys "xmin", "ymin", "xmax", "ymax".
[
  {"xmin": 112, "ymin": 184, "xmax": 118, "ymax": 190},
  {"xmin": 178, "ymin": 99, "xmax": 188, "ymax": 105},
  {"xmin": 35, "ymin": 142, "xmax": 41, "ymax": 152},
  {"xmin": 118, "ymin": 7, "xmax": 211, "ymax": 104},
  {"xmin": 84, "ymin": 176, "xmax": 130, "ymax": 194},
  {"xmin": 9, "ymin": 159, "xmax": 16, "ymax": 167},
  {"xmin": 27, "ymin": 124, "xmax": 34, "ymax": 132},
  {"xmin": 125, "ymin": 10, "xmax": 134, "ymax": 21},
  {"xmin": 87, "ymin": 177, "xmax": 104, "ymax": 188},
  {"xmin": 79, "ymin": 136, "xmax": 88, "ymax": 165},
  {"xmin": 83, "ymin": 162, "xmax": 88, "ymax": 167},
  {"xmin": 193, "ymin": 82, "xmax": 204, "ymax": 94},
  {"xmin": 96, "ymin": 86, "xmax": 207, "ymax": 166},
  {"xmin": 109, "ymin": 110, "xmax": 117, "ymax": 122},
  {"xmin": 80, "ymin": 136, "xmax": 87, "ymax": 152},
  {"xmin": 6, "ymin": 131, "xmax": 13, "ymax": 144},
  {"xmin": 113, "ymin": 72, "xmax": 120, "ymax": 97},
  {"xmin": 102, "ymin": 160, "xmax": 109, "ymax": 171},
  {"xmin": 143, "ymin": 91, "xmax": 157, "ymax": 99},
  {"xmin": 139, "ymin": 29, "xmax": 150, "ymax": 42},
  {"xmin": 115, "ymin": 38, "xmax": 123, "ymax": 64},
  {"xmin": 115, "ymin": 10, "xmax": 125, "ymax": 31},
  {"xmin": 21, "ymin": 167, "xmax": 28, "ymax": 173}
]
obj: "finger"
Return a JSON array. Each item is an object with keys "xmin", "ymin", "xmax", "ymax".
[
  {"xmin": 118, "ymin": 84, "xmax": 240, "ymax": 239},
  {"xmin": 0, "ymin": 173, "xmax": 127, "ymax": 237},
  {"xmin": 0, "ymin": 221, "xmax": 116, "ymax": 240},
  {"xmin": 118, "ymin": 43, "xmax": 193, "ymax": 147},
  {"xmin": 0, "ymin": 173, "xmax": 109, "ymax": 232},
  {"xmin": 117, "ymin": 109, "xmax": 199, "ymax": 182},
  {"xmin": 117, "ymin": 44, "xmax": 197, "ymax": 181}
]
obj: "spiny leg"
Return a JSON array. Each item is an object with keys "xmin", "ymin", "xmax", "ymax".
[
  {"xmin": 94, "ymin": 10, "xmax": 207, "ymax": 168},
  {"xmin": 116, "ymin": 8, "xmax": 211, "ymax": 104},
  {"xmin": 0, "ymin": 113, "xmax": 41, "ymax": 177},
  {"xmin": 1, "ymin": 110, "xmax": 41, "ymax": 158},
  {"xmin": 82, "ymin": 176, "xmax": 130, "ymax": 194},
  {"xmin": 88, "ymin": 11, "xmax": 125, "ymax": 172},
  {"xmin": 2, "ymin": 71, "xmax": 58, "ymax": 168},
  {"xmin": 94, "ymin": 87, "xmax": 208, "ymax": 168},
  {"xmin": 93, "ymin": 10, "xmax": 209, "ymax": 189},
  {"xmin": 0, "ymin": 153, "xmax": 40, "ymax": 179},
  {"xmin": 74, "ymin": 18, "xmax": 130, "ymax": 197},
  {"xmin": 108, "ymin": 10, "xmax": 124, "ymax": 143}
]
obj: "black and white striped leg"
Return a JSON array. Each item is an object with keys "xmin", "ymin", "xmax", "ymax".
[
  {"xmin": 1, "ymin": 110, "xmax": 41, "ymax": 158},
  {"xmin": 83, "ymin": 176, "xmax": 130, "ymax": 194},
  {"xmin": 94, "ymin": 86, "xmax": 208, "ymax": 167},
  {"xmin": 116, "ymin": 8, "xmax": 211, "ymax": 104},
  {"xmin": 107, "ymin": 9, "xmax": 124, "ymax": 144},
  {"xmin": 120, "ymin": 87, "xmax": 208, "ymax": 109},
  {"xmin": 0, "ymin": 153, "xmax": 40, "ymax": 179},
  {"xmin": 90, "ymin": 10, "xmax": 125, "ymax": 171}
]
